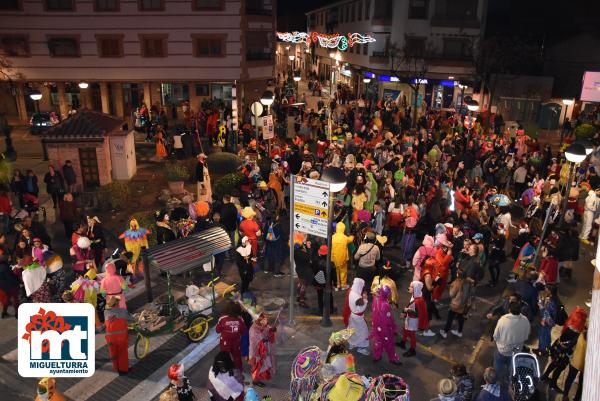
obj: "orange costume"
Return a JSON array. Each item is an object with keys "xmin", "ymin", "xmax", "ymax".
[{"xmin": 432, "ymin": 248, "xmax": 453, "ymax": 301}]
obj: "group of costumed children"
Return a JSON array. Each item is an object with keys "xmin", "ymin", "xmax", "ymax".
[{"xmin": 344, "ymin": 276, "xmax": 429, "ymax": 361}]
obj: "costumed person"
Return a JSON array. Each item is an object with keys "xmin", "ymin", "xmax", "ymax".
[
  {"xmin": 290, "ymin": 346, "xmax": 323, "ymax": 401},
  {"xmin": 69, "ymin": 236, "xmax": 95, "ymax": 276},
  {"xmin": 239, "ymin": 207, "xmax": 261, "ymax": 258},
  {"xmin": 364, "ymin": 374, "xmax": 410, "ymax": 401},
  {"xmin": 44, "ymin": 251, "xmax": 67, "ymax": 303},
  {"xmin": 31, "ymin": 237, "xmax": 49, "ymax": 266},
  {"xmin": 207, "ymin": 352, "xmax": 245, "ymax": 401},
  {"xmin": 119, "ymin": 218, "xmax": 150, "ymax": 279},
  {"xmin": 236, "ymin": 236, "xmax": 254, "ymax": 294},
  {"xmin": 196, "ymin": 153, "xmax": 213, "ymax": 203},
  {"xmin": 331, "ymin": 222, "xmax": 354, "ymax": 291},
  {"xmin": 70, "ymin": 269, "xmax": 102, "ymax": 330},
  {"xmin": 412, "ymin": 235, "xmax": 437, "ymax": 281},
  {"xmin": 343, "ymin": 278, "xmax": 370, "ymax": 355},
  {"xmin": 542, "ymin": 306, "xmax": 587, "ymax": 393},
  {"xmin": 398, "ymin": 281, "xmax": 429, "ymax": 357},
  {"xmin": 35, "ymin": 378, "xmax": 66, "ymax": 401},
  {"xmin": 216, "ymin": 301, "xmax": 247, "ymax": 370},
  {"xmin": 371, "ymin": 260, "xmax": 398, "ymax": 307},
  {"xmin": 248, "ymin": 312, "xmax": 276, "ymax": 387},
  {"xmin": 0, "ymin": 249, "xmax": 19, "ymax": 318},
  {"xmin": 100, "ymin": 262, "xmax": 127, "ymax": 310},
  {"xmin": 370, "ymin": 286, "xmax": 402, "ymax": 365},
  {"xmin": 155, "ymin": 210, "xmax": 177, "ymax": 245},
  {"xmin": 168, "ymin": 363, "xmax": 196, "ymax": 401},
  {"xmin": 323, "ymin": 329, "xmax": 356, "ymax": 379},
  {"xmin": 433, "ymin": 235, "xmax": 453, "ymax": 301},
  {"xmin": 86, "ymin": 216, "xmax": 106, "ymax": 268},
  {"xmin": 155, "ymin": 129, "xmax": 168, "ymax": 159},
  {"xmin": 22, "ymin": 255, "xmax": 51, "ymax": 303},
  {"xmin": 104, "ymin": 295, "xmax": 129, "ymax": 375}
]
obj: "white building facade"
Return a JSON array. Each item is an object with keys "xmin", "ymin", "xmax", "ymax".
[
  {"xmin": 0, "ymin": 0, "xmax": 275, "ymax": 123},
  {"xmin": 280, "ymin": 0, "xmax": 487, "ymax": 111}
]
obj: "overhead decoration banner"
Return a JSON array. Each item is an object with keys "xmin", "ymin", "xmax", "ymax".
[{"xmin": 276, "ymin": 31, "xmax": 376, "ymax": 51}]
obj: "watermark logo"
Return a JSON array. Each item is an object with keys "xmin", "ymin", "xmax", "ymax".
[{"xmin": 18, "ymin": 303, "xmax": 95, "ymax": 377}]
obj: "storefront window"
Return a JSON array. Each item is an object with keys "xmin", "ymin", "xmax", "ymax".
[
  {"xmin": 161, "ymin": 83, "xmax": 189, "ymax": 106},
  {"xmin": 211, "ymin": 84, "xmax": 232, "ymax": 106}
]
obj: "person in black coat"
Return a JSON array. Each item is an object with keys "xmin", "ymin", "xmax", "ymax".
[
  {"xmin": 43, "ymin": 165, "xmax": 64, "ymax": 208},
  {"xmin": 294, "ymin": 241, "xmax": 314, "ymax": 308},
  {"xmin": 236, "ymin": 236, "xmax": 254, "ymax": 294},
  {"xmin": 221, "ymin": 195, "xmax": 239, "ymax": 255},
  {"xmin": 557, "ymin": 225, "xmax": 579, "ymax": 280},
  {"xmin": 155, "ymin": 210, "xmax": 176, "ymax": 245},
  {"xmin": 514, "ymin": 270, "xmax": 540, "ymax": 320},
  {"xmin": 62, "ymin": 160, "xmax": 77, "ymax": 194}
]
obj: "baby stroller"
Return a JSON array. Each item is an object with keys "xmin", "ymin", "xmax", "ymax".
[
  {"xmin": 22, "ymin": 193, "xmax": 44, "ymax": 216},
  {"xmin": 511, "ymin": 352, "xmax": 541, "ymax": 401}
]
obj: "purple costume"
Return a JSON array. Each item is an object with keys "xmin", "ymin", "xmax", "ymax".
[{"xmin": 370, "ymin": 286, "xmax": 401, "ymax": 363}]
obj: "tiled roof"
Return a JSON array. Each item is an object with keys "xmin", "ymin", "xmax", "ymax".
[{"xmin": 43, "ymin": 110, "xmax": 123, "ymax": 139}]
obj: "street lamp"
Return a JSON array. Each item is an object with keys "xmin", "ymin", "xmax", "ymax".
[
  {"xmin": 576, "ymin": 139, "xmax": 594, "ymax": 156},
  {"xmin": 466, "ymin": 101, "xmax": 480, "ymax": 112},
  {"xmin": 78, "ymin": 82, "xmax": 89, "ymax": 89},
  {"xmin": 558, "ymin": 143, "xmax": 587, "ymax": 227},
  {"xmin": 320, "ymin": 166, "xmax": 347, "ymax": 327},
  {"xmin": 260, "ymin": 90, "xmax": 274, "ymax": 107},
  {"xmin": 29, "ymin": 90, "xmax": 42, "ymax": 112},
  {"xmin": 363, "ymin": 77, "xmax": 371, "ymax": 84}
]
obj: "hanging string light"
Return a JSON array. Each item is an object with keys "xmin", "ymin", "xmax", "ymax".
[{"xmin": 276, "ymin": 31, "xmax": 376, "ymax": 51}]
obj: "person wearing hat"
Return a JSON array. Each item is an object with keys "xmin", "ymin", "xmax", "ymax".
[
  {"xmin": 104, "ymin": 295, "xmax": 129, "ymax": 375},
  {"xmin": 70, "ymin": 268, "xmax": 102, "ymax": 330},
  {"xmin": 235, "ymin": 236, "xmax": 254, "ymax": 294},
  {"xmin": 248, "ymin": 312, "xmax": 276, "ymax": 387},
  {"xmin": 195, "ymin": 153, "xmax": 212, "ymax": 203},
  {"xmin": 431, "ymin": 378, "xmax": 460, "ymax": 401},
  {"xmin": 343, "ymin": 277, "xmax": 369, "ymax": 355},
  {"xmin": 86, "ymin": 216, "xmax": 106, "ymax": 268},
  {"xmin": 155, "ymin": 210, "xmax": 177, "ymax": 245},
  {"xmin": 398, "ymin": 281, "xmax": 430, "ymax": 357},
  {"xmin": 31, "ymin": 237, "xmax": 48, "ymax": 267},
  {"xmin": 371, "ymin": 260, "xmax": 398, "ymax": 307},
  {"xmin": 206, "ymin": 352, "xmax": 244, "ymax": 401},
  {"xmin": 100, "ymin": 262, "xmax": 128, "ymax": 310},
  {"xmin": 70, "ymin": 236, "xmax": 95, "ymax": 276},
  {"xmin": 239, "ymin": 207, "xmax": 261, "ymax": 259}
]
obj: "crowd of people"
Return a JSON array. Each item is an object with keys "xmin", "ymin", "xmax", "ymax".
[{"xmin": 3, "ymin": 72, "xmax": 600, "ymax": 401}]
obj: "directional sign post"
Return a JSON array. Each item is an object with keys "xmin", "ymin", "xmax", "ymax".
[
  {"xmin": 292, "ymin": 176, "xmax": 330, "ymax": 238},
  {"xmin": 288, "ymin": 175, "xmax": 332, "ymax": 326}
]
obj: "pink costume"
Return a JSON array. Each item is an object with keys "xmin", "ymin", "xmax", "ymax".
[
  {"xmin": 100, "ymin": 263, "xmax": 127, "ymax": 309},
  {"xmin": 248, "ymin": 318, "xmax": 276, "ymax": 382},
  {"xmin": 370, "ymin": 286, "xmax": 400, "ymax": 363},
  {"xmin": 412, "ymin": 235, "xmax": 436, "ymax": 281}
]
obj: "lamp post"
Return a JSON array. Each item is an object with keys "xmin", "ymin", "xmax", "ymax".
[
  {"xmin": 457, "ymin": 83, "xmax": 467, "ymax": 115},
  {"xmin": 329, "ymin": 52, "xmax": 335, "ymax": 98},
  {"xmin": 559, "ymin": 143, "xmax": 587, "ymax": 226},
  {"xmin": 260, "ymin": 90, "xmax": 274, "ymax": 155},
  {"xmin": 78, "ymin": 82, "xmax": 89, "ymax": 110},
  {"xmin": 293, "ymin": 71, "xmax": 301, "ymax": 97},
  {"xmin": 320, "ymin": 166, "xmax": 347, "ymax": 327},
  {"xmin": 29, "ymin": 90, "xmax": 42, "ymax": 113},
  {"xmin": 288, "ymin": 54, "xmax": 295, "ymax": 80},
  {"xmin": 250, "ymin": 101, "xmax": 263, "ymax": 155}
]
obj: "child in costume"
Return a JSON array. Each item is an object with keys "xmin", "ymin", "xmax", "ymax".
[
  {"xmin": 104, "ymin": 296, "xmax": 129, "ymax": 375},
  {"xmin": 44, "ymin": 251, "xmax": 67, "ymax": 303},
  {"xmin": 371, "ymin": 261, "xmax": 398, "ymax": 307},
  {"xmin": 370, "ymin": 286, "xmax": 402, "ymax": 365},
  {"xmin": 323, "ymin": 329, "xmax": 356, "ymax": 380},
  {"xmin": 70, "ymin": 269, "xmax": 102, "ymax": 330},
  {"xmin": 100, "ymin": 262, "xmax": 128, "ymax": 310},
  {"xmin": 168, "ymin": 363, "xmax": 196, "ymax": 401},
  {"xmin": 343, "ymin": 278, "xmax": 370, "ymax": 355},
  {"xmin": 397, "ymin": 281, "xmax": 429, "ymax": 358},
  {"xmin": 248, "ymin": 312, "xmax": 276, "ymax": 387},
  {"xmin": 69, "ymin": 236, "xmax": 95, "ymax": 276},
  {"xmin": 119, "ymin": 219, "xmax": 150, "ymax": 279},
  {"xmin": 22, "ymin": 255, "xmax": 51, "ymax": 303},
  {"xmin": 35, "ymin": 378, "xmax": 66, "ymax": 401}
]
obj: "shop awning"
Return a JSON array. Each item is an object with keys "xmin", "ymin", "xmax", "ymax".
[{"xmin": 145, "ymin": 226, "xmax": 231, "ymax": 275}]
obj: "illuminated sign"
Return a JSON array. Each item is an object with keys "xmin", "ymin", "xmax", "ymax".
[
  {"xmin": 276, "ymin": 31, "xmax": 376, "ymax": 51},
  {"xmin": 364, "ymin": 72, "xmax": 375, "ymax": 79}
]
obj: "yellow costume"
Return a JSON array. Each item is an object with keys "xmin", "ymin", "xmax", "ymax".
[
  {"xmin": 371, "ymin": 275, "xmax": 398, "ymax": 307},
  {"xmin": 35, "ymin": 378, "xmax": 66, "ymax": 401},
  {"xmin": 119, "ymin": 219, "xmax": 150, "ymax": 264},
  {"xmin": 331, "ymin": 222, "xmax": 354, "ymax": 289}
]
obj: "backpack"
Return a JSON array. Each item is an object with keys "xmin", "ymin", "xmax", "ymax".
[
  {"xmin": 266, "ymin": 223, "xmax": 278, "ymax": 242},
  {"xmin": 554, "ymin": 303, "xmax": 568, "ymax": 326}
]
